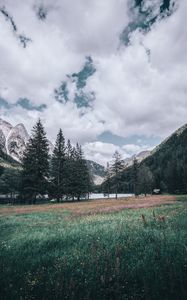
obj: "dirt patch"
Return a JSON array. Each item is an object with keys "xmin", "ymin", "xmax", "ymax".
[
  {"xmin": 70, "ymin": 196, "xmax": 176, "ymax": 217},
  {"xmin": 0, "ymin": 195, "xmax": 176, "ymax": 216}
]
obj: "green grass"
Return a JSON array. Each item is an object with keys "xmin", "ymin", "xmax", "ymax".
[{"xmin": 1, "ymin": 198, "xmax": 187, "ymax": 300}]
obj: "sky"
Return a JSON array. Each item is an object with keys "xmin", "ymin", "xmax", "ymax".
[{"xmin": 0, "ymin": 0, "xmax": 186, "ymax": 166}]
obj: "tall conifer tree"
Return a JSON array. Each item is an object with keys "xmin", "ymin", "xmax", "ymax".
[
  {"xmin": 73, "ymin": 143, "xmax": 91, "ymax": 200},
  {"xmin": 21, "ymin": 119, "xmax": 49, "ymax": 203},
  {"xmin": 133, "ymin": 157, "xmax": 138, "ymax": 197},
  {"xmin": 63, "ymin": 139, "xmax": 74, "ymax": 199},
  {"xmin": 111, "ymin": 151, "xmax": 124, "ymax": 199},
  {"xmin": 105, "ymin": 162, "xmax": 112, "ymax": 198},
  {"xmin": 50, "ymin": 129, "xmax": 66, "ymax": 202}
]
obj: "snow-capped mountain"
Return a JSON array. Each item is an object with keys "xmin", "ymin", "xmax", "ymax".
[
  {"xmin": 0, "ymin": 118, "xmax": 53, "ymax": 162},
  {"xmin": 7, "ymin": 123, "xmax": 30, "ymax": 161},
  {"xmin": 0, "ymin": 118, "xmax": 13, "ymax": 138},
  {"xmin": 0, "ymin": 119, "xmax": 29, "ymax": 161}
]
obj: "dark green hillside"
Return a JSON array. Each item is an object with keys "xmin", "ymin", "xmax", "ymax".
[
  {"xmin": 105, "ymin": 124, "xmax": 187, "ymax": 194},
  {"xmin": 143, "ymin": 124, "xmax": 187, "ymax": 194}
]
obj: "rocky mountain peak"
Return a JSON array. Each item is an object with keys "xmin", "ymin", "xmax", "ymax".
[
  {"xmin": 0, "ymin": 118, "xmax": 13, "ymax": 138},
  {"xmin": 13, "ymin": 123, "xmax": 29, "ymax": 140},
  {"xmin": 0, "ymin": 118, "xmax": 54, "ymax": 162},
  {"xmin": 6, "ymin": 122, "xmax": 30, "ymax": 162}
]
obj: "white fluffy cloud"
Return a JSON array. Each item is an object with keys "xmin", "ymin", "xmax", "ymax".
[
  {"xmin": 87, "ymin": 0, "xmax": 187, "ymax": 139},
  {"xmin": 0, "ymin": 0, "xmax": 128, "ymax": 103},
  {"xmin": 83, "ymin": 141, "xmax": 152, "ymax": 166},
  {"xmin": 0, "ymin": 0, "xmax": 187, "ymax": 165}
]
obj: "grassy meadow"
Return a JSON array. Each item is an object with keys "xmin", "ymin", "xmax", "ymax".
[{"xmin": 0, "ymin": 195, "xmax": 187, "ymax": 300}]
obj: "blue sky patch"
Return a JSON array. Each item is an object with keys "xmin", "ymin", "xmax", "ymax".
[
  {"xmin": 121, "ymin": 0, "xmax": 174, "ymax": 46},
  {"xmin": 16, "ymin": 98, "xmax": 47, "ymax": 111},
  {"xmin": 98, "ymin": 131, "xmax": 161, "ymax": 147}
]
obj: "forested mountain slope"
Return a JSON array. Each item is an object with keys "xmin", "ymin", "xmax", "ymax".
[
  {"xmin": 143, "ymin": 124, "xmax": 187, "ymax": 193},
  {"xmin": 107, "ymin": 123, "xmax": 187, "ymax": 194}
]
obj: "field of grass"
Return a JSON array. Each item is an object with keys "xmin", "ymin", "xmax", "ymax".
[{"xmin": 0, "ymin": 195, "xmax": 187, "ymax": 300}]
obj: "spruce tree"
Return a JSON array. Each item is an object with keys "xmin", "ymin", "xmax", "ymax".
[
  {"xmin": 133, "ymin": 157, "xmax": 138, "ymax": 197},
  {"xmin": 66, "ymin": 139, "xmax": 73, "ymax": 158},
  {"xmin": 111, "ymin": 151, "xmax": 124, "ymax": 199},
  {"xmin": 104, "ymin": 162, "xmax": 112, "ymax": 198},
  {"xmin": 73, "ymin": 143, "xmax": 91, "ymax": 200},
  {"xmin": 50, "ymin": 129, "xmax": 66, "ymax": 202},
  {"xmin": 63, "ymin": 139, "xmax": 74, "ymax": 199},
  {"xmin": 21, "ymin": 119, "xmax": 49, "ymax": 203}
]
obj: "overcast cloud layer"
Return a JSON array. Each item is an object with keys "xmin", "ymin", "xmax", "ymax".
[{"xmin": 0, "ymin": 0, "xmax": 186, "ymax": 165}]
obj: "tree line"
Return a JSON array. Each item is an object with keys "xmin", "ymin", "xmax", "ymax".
[
  {"xmin": 0, "ymin": 120, "xmax": 92, "ymax": 204},
  {"xmin": 102, "ymin": 153, "xmax": 155, "ymax": 198}
]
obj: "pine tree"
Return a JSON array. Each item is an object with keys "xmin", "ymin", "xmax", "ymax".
[
  {"xmin": 21, "ymin": 119, "xmax": 49, "ymax": 203},
  {"xmin": 50, "ymin": 129, "xmax": 66, "ymax": 202},
  {"xmin": 104, "ymin": 162, "xmax": 112, "ymax": 198},
  {"xmin": 133, "ymin": 157, "xmax": 138, "ymax": 197},
  {"xmin": 111, "ymin": 151, "xmax": 124, "ymax": 199},
  {"xmin": 73, "ymin": 143, "xmax": 91, "ymax": 200},
  {"xmin": 66, "ymin": 139, "xmax": 73, "ymax": 159},
  {"xmin": 63, "ymin": 139, "xmax": 74, "ymax": 199}
]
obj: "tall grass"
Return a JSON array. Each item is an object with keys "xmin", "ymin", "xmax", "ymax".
[{"xmin": 0, "ymin": 200, "xmax": 187, "ymax": 299}]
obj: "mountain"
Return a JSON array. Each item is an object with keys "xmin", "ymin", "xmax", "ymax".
[
  {"xmin": 0, "ymin": 119, "xmax": 29, "ymax": 161},
  {"xmin": 86, "ymin": 160, "xmax": 105, "ymax": 185},
  {"xmin": 107, "ymin": 123, "xmax": 187, "ymax": 194},
  {"xmin": 123, "ymin": 150, "xmax": 151, "ymax": 168},
  {"xmin": 142, "ymin": 123, "xmax": 187, "ymax": 193},
  {"xmin": 6, "ymin": 123, "xmax": 29, "ymax": 161},
  {"xmin": 0, "ymin": 118, "xmax": 53, "ymax": 162}
]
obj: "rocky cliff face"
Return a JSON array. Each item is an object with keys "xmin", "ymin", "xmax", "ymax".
[
  {"xmin": 0, "ymin": 129, "xmax": 7, "ymax": 153},
  {"xmin": 6, "ymin": 123, "xmax": 30, "ymax": 161},
  {"xmin": 0, "ymin": 119, "xmax": 12, "ymax": 139},
  {"xmin": 0, "ymin": 119, "xmax": 29, "ymax": 162},
  {"xmin": 0, "ymin": 119, "xmax": 55, "ymax": 162}
]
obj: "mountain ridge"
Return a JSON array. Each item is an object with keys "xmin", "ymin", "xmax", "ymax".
[{"xmin": 107, "ymin": 122, "xmax": 187, "ymax": 194}]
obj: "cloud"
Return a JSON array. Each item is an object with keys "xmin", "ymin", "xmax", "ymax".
[
  {"xmin": 0, "ymin": 0, "xmax": 187, "ymax": 165},
  {"xmin": 83, "ymin": 141, "xmax": 122, "ymax": 166},
  {"xmin": 86, "ymin": 0, "xmax": 187, "ymax": 139},
  {"xmin": 83, "ymin": 141, "xmax": 152, "ymax": 166}
]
